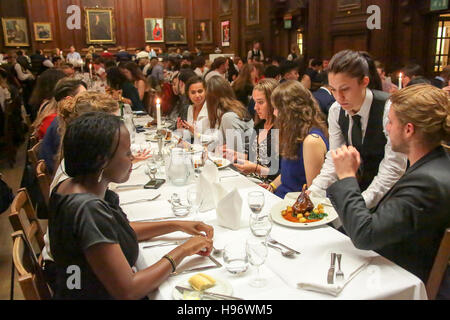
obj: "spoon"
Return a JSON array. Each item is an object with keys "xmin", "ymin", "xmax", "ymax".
[{"xmin": 267, "ymin": 242, "xmax": 295, "ymax": 257}]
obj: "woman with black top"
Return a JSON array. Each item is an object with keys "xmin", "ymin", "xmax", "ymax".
[
  {"xmin": 49, "ymin": 112, "xmax": 213, "ymax": 299},
  {"xmin": 106, "ymin": 66, "xmax": 144, "ymax": 112},
  {"xmin": 232, "ymin": 63, "xmax": 257, "ymax": 109},
  {"xmin": 224, "ymin": 78, "xmax": 280, "ymax": 182}
]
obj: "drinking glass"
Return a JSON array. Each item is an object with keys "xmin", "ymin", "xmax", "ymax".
[
  {"xmin": 249, "ymin": 215, "xmax": 272, "ymax": 238},
  {"xmin": 223, "ymin": 242, "xmax": 249, "ymax": 275},
  {"xmin": 248, "ymin": 191, "xmax": 265, "ymax": 215},
  {"xmin": 246, "ymin": 238, "xmax": 268, "ymax": 288},
  {"xmin": 187, "ymin": 189, "xmax": 201, "ymax": 219}
]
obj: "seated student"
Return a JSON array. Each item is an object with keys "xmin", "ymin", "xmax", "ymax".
[
  {"xmin": 49, "ymin": 112, "xmax": 213, "ymax": 299},
  {"xmin": 400, "ymin": 63, "xmax": 424, "ymax": 88},
  {"xmin": 312, "ymin": 71, "xmax": 335, "ymax": 120},
  {"xmin": 106, "ymin": 66, "xmax": 144, "ymax": 112},
  {"xmin": 177, "ymin": 76, "xmax": 209, "ymax": 138},
  {"xmin": 232, "ymin": 63, "xmax": 257, "ymax": 109},
  {"xmin": 327, "ymin": 84, "xmax": 450, "ymax": 294},
  {"xmin": 267, "ymin": 80, "xmax": 329, "ymax": 198},
  {"xmin": 224, "ymin": 79, "xmax": 280, "ymax": 182},
  {"xmin": 203, "ymin": 75, "xmax": 254, "ymax": 152},
  {"xmin": 308, "ymin": 50, "xmax": 407, "ymax": 209},
  {"xmin": 279, "ymin": 61, "xmax": 299, "ymax": 83}
]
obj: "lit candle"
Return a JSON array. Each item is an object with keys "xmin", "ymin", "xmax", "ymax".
[
  {"xmin": 156, "ymin": 98, "xmax": 161, "ymax": 130},
  {"xmin": 89, "ymin": 63, "xmax": 93, "ymax": 79},
  {"xmin": 398, "ymin": 72, "xmax": 403, "ymax": 90}
]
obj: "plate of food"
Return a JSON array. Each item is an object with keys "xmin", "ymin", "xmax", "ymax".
[
  {"xmin": 146, "ymin": 130, "xmax": 173, "ymax": 143},
  {"xmin": 270, "ymin": 186, "xmax": 338, "ymax": 228},
  {"xmin": 145, "ymin": 120, "xmax": 171, "ymax": 129},
  {"xmin": 172, "ymin": 273, "xmax": 233, "ymax": 300},
  {"xmin": 207, "ymin": 155, "xmax": 231, "ymax": 170}
]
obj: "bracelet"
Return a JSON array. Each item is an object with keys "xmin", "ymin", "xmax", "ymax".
[
  {"xmin": 269, "ymin": 183, "xmax": 277, "ymax": 191},
  {"xmin": 162, "ymin": 254, "xmax": 176, "ymax": 272},
  {"xmin": 254, "ymin": 164, "xmax": 259, "ymax": 174}
]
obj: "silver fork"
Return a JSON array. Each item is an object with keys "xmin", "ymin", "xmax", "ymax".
[
  {"xmin": 336, "ymin": 254, "xmax": 344, "ymax": 283},
  {"xmin": 121, "ymin": 194, "xmax": 161, "ymax": 206},
  {"xmin": 266, "ymin": 235, "xmax": 301, "ymax": 255}
]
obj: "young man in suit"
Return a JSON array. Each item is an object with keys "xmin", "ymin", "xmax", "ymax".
[{"xmin": 327, "ymin": 84, "xmax": 450, "ymax": 295}]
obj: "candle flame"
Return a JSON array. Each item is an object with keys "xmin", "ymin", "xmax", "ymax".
[
  {"xmin": 399, "ymin": 72, "xmax": 403, "ymax": 77},
  {"xmin": 156, "ymin": 98, "xmax": 161, "ymax": 104}
]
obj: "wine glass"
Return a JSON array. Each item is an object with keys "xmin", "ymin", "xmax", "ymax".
[
  {"xmin": 249, "ymin": 214, "xmax": 272, "ymax": 238},
  {"xmin": 187, "ymin": 189, "xmax": 201, "ymax": 219},
  {"xmin": 246, "ymin": 238, "xmax": 268, "ymax": 288},
  {"xmin": 248, "ymin": 191, "xmax": 265, "ymax": 215}
]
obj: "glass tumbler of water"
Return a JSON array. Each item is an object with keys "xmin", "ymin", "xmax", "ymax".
[
  {"xmin": 187, "ymin": 189, "xmax": 201, "ymax": 219},
  {"xmin": 223, "ymin": 242, "xmax": 249, "ymax": 275},
  {"xmin": 249, "ymin": 214, "xmax": 272, "ymax": 238}
]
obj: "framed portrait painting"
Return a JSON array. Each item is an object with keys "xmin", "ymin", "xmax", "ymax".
[
  {"xmin": 221, "ymin": 21, "xmax": 230, "ymax": 47},
  {"xmin": 246, "ymin": 0, "xmax": 259, "ymax": 26},
  {"xmin": 1, "ymin": 18, "xmax": 29, "ymax": 47},
  {"xmin": 195, "ymin": 20, "xmax": 212, "ymax": 44},
  {"xmin": 220, "ymin": 0, "xmax": 232, "ymax": 16},
  {"xmin": 34, "ymin": 22, "xmax": 52, "ymax": 41},
  {"xmin": 145, "ymin": 18, "xmax": 164, "ymax": 43},
  {"xmin": 85, "ymin": 8, "xmax": 115, "ymax": 44},
  {"xmin": 165, "ymin": 17, "xmax": 187, "ymax": 44}
]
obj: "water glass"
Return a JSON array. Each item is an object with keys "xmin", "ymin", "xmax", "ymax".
[
  {"xmin": 249, "ymin": 215, "xmax": 272, "ymax": 238},
  {"xmin": 223, "ymin": 242, "xmax": 249, "ymax": 275},
  {"xmin": 246, "ymin": 238, "xmax": 268, "ymax": 288},
  {"xmin": 187, "ymin": 189, "xmax": 201, "ymax": 219},
  {"xmin": 248, "ymin": 191, "xmax": 265, "ymax": 215}
]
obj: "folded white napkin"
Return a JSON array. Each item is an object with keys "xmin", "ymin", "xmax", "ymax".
[
  {"xmin": 296, "ymin": 250, "xmax": 372, "ymax": 296},
  {"xmin": 216, "ymin": 188, "xmax": 243, "ymax": 231},
  {"xmin": 197, "ymin": 161, "xmax": 220, "ymax": 212}
]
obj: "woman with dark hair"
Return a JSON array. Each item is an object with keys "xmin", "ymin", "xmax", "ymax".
[
  {"xmin": 106, "ymin": 66, "xmax": 144, "ymax": 111},
  {"xmin": 122, "ymin": 62, "xmax": 149, "ymax": 104},
  {"xmin": 232, "ymin": 63, "xmax": 257, "ymax": 108},
  {"xmin": 359, "ymin": 51, "xmax": 383, "ymax": 91},
  {"xmin": 177, "ymin": 76, "xmax": 209, "ymax": 137},
  {"xmin": 30, "ymin": 69, "xmax": 67, "ymax": 140},
  {"xmin": 49, "ymin": 112, "xmax": 213, "ymax": 299},
  {"xmin": 227, "ymin": 57, "xmax": 239, "ymax": 83},
  {"xmin": 267, "ymin": 80, "xmax": 329, "ymax": 198}
]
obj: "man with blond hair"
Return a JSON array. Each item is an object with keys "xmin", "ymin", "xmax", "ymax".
[{"xmin": 327, "ymin": 84, "xmax": 450, "ymax": 298}]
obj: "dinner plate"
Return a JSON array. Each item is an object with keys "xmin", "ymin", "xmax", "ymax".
[
  {"xmin": 270, "ymin": 198, "xmax": 338, "ymax": 228},
  {"xmin": 207, "ymin": 155, "xmax": 231, "ymax": 170},
  {"xmin": 172, "ymin": 277, "xmax": 233, "ymax": 300}
]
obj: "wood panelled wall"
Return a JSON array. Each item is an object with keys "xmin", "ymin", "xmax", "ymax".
[{"xmin": 0, "ymin": 0, "xmax": 443, "ymax": 75}]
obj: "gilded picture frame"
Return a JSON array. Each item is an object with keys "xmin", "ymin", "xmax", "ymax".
[
  {"xmin": 145, "ymin": 18, "xmax": 164, "ymax": 43},
  {"xmin": 34, "ymin": 22, "xmax": 52, "ymax": 41},
  {"xmin": 195, "ymin": 20, "xmax": 212, "ymax": 44},
  {"xmin": 165, "ymin": 17, "xmax": 187, "ymax": 44},
  {"xmin": 246, "ymin": 0, "xmax": 260, "ymax": 26},
  {"xmin": 85, "ymin": 8, "xmax": 116, "ymax": 44},
  {"xmin": 1, "ymin": 17, "xmax": 29, "ymax": 47}
]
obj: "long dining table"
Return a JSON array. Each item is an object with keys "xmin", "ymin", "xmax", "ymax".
[{"xmin": 117, "ymin": 115, "xmax": 427, "ymax": 300}]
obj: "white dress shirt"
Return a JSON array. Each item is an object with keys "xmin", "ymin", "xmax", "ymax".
[
  {"xmin": 187, "ymin": 102, "xmax": 210, "ymax": 135},
  {"xmin": 309, "ymin": 88, "xmax": 407, "ymax": 209}
]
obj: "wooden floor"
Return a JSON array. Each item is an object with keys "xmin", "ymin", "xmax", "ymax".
[{"xmin": 0, "ymin": 140, "xmax": 27, "ymax": 300}]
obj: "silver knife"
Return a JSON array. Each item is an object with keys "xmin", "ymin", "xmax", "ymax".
[
  {"xmin": 170, "ymin": 265, "xmax": 219, "ymax": 276},
  {"xmin": 143, "ymin": 241, "xmax": 182, "ymax": 249},
  {"xmin": 327, "ymin": 253, "xmax": 336, "ymax": 284},
  {"xmin": 132, "ymin": 216, "xmax": 178, "ymax": 222},
  {"xmin": 175, "ymin": 286, "xmax": 244, "ymax": 300}
]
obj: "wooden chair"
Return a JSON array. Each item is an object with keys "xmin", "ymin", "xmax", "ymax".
[
  {"xmin": 36, "ymin": 160, "xmax": 51, "ymax": 206},
  {"xmin": 29, "ymin": 134, "xmax": 38, "ymax": 149},
  {"xmin": 9, "ymin": 188, "xmax": 45, "ymax": 253},
  {"xmin": 426, "ymin": 229, "xmax": 450, "ymax": 300},
  {"xmin": 27, "ymin": 140, "xmax": 42, "ymax": 172},
  {"xmin": 11, "ymin": 231, "xmax": 52, "ymax": 300}
]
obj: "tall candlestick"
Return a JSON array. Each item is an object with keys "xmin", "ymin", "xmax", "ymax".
[
  {"xmin": 89, "ymin": 64, "xmax": 93, "ymax": 79},
  {"xmin": 398, "ymin": 72, "xmax": 403, "ymax": 90},
  {"xmin": 156, "ymin": 98, "xmax": 162, "ymax": 130}
]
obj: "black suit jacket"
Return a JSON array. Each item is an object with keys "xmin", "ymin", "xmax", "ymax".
[{"xmin": 327, "ymin": 147, "xmax": 450, "ymax": 282}]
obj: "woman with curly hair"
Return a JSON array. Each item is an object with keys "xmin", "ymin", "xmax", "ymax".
[{"xmin": 268, "ymin": 80, "xmax": 329, "ymax": 198}]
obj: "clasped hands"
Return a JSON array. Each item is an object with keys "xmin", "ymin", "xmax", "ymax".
[
  {"xmin": 178, "ymin": 221, "xmax": 214, "ymax": 257},
  {"xmin": 331, "ymin": 145, "xmax": 361, "ymax": 180}
]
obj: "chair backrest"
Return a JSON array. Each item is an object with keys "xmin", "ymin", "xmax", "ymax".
[
  {"xmin": 9, "ymin": 188, "xmax": 45, "ymax": 253},
  {"xmin": 27, "ymin": 140, "xmax": 42, "ymax": 171},
  {"xmin": 426, "ymin": 228, "xmax": 450, "ymax": 300},
  {"xmin": 11, "ymin": 231, "xmax": 52, "ymax": 300},
  {"xmin": 36, "ymin": 160, "xmax": 51, "ymax": 206},
  {"xmin": 29, "ymin": 134, "xmax": 38, "ymax": 149}
]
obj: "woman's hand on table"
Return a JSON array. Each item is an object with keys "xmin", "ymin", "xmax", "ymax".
[
  {"xmin": 177, "ymin": 221, "xmax": 214, "ymax": 240},
  {"xmin": 132, "ymin": 149, "xmax": 151, "ymax": 163},
  {"xmin": 234, "ymin": 159, "xmax": 258, "ymax": 175},
  {"xmin": 181, "ymin": 235, "xmax": 213, "ymax": 257}
]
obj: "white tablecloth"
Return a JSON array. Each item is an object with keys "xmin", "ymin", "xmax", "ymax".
[{"xmin": 118, "ymin": 118, "xmax": 427, "ymax": 300}]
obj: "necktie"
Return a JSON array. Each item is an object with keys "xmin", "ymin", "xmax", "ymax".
[{"xmin": 351, "ymin": 115, "xmax": 363, "ymax": 152}]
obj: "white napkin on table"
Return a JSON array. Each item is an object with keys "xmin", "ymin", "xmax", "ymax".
[
  {"xmin": 216, "ymin": 188, "xmax": 243, "ymax": 231},
  {"xmin": 197, "ymin": 161, "xmax": 222, "ymax": 212},
  {"xmin": 296, "ymin": 250, "xmax": 372, "ymax": 297}
]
